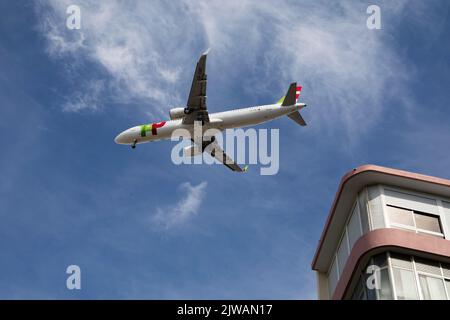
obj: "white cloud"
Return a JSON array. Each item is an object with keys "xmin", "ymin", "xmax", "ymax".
[
  {"xmin": 152, "ymin": 181, "xmax": 208, "ymax": 230},
  {"xmin": 186, "ymin": 0, "xmax": 411, "ymax": 140},
  {"xmin": 37, "ymin": 4, "xmax": 86, "ymax": 56},
  {"xmin": 62, "ymin": 79, "xmax": 104, "ymax": 112},
  {"xmin": 37, "ymin": 0, "xmax": 411, "ymax": 138},
  {"xmin": 36, "ymin": 0, "xmax": 203, "ymax": 114}
]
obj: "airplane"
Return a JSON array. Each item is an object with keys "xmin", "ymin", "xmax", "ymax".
[{"xmin": 114, "ymin": 51, "xmax": 307, "ymax": 172}]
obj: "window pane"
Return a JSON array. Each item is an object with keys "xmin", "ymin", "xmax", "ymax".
[
  {"xmin": 363, "ymin": 271, "xmax": 377, "ymax": 300},
  {"xmin": 351, "ymin": 276, "xmax": 366, "ymax": 300},
  {"xmin": 372, "ymin": 253, "xmax": 387, "ymax": 268},
  {"xmin": 358, "ymin": 191, "xmax": 370, "ymax": 233},
  {"xmin": 337, "ymin": 232, "xmax": 349, "ymax": 276},
  {"xmin": 442, "ymin": 263, "xmax": 450, "ymax": 278},
  {"xmin": 387, "ymin": 206, "xmax": 414, "ymax": 227},
  {"xmin": 415, "ymin": 258, "xmax": 441, "ymax": 276},
  {"xmin": 419, "ymin": 275, "xmax": 446, "ymax": 300},
  {"xmin": 347, "ymin": 205, "xmax": 362, "ymax": 250},
  {"xmin": 414, "ymin": 212, "xmax": 442, "ymax": 233},
  {"xmin": 377, "ymin": 268, "xmax": 393, "ymax": 300},
  {"xmin": 428, "ymin": 277, "xmax": 446, "ymax": 300},
  {"xmin": 445, "ymin": 280, "xmax": 450, "ymax": 300},
  {"xmin": 360, "ymin": 290, "xmax": 368, "ymax": 300},
  {"xmin": 393, "ymin": 268, "xmax": 418, "ymax": 300},
  {"xmin": 328, "ymin": 258, "xmax": 339, "ymax": 298},
  {"xmin": 390, "ymin": 253, "xmax": 412, "ymax": 269},
  {"xmin": 420, "ymin": 276, "xmax": 431, "ymax": 299}
]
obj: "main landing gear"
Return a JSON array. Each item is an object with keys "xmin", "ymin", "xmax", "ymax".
[{"xmin": 131, "ymin": 139, "xmax": 137, "ymax": 149}]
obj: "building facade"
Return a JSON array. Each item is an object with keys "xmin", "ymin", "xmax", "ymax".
[{"xmin": 312, "ymin": 165, "xmax": 450, "ymax": 300}]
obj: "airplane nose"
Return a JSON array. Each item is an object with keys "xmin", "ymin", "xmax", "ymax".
[{"xmin": 114, "ymin": 132, "xmax": 125, "ymax": 144}]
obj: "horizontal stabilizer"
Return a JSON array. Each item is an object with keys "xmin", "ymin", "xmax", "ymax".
[{"xmin": 287, "ymin": 111, "xmax": 307, "ymax": 126}]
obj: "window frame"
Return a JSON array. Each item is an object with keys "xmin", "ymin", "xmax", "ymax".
[
  {"xmin": 386, "ymin": 204, "xmax": 444, "ymax": 238},
  {"xmin": 393, "ymin": 254, "xmax": 450, "ymax": 300},
  {"xmin": 381, "ymin": 185, "xmax": 450, "ymax": 239},
  {"xmin": 390, "ymin": 256, "xmax": 419, "ymax": 300},
  {"xmin": 417, "ymin": 273, "xmax": 448, "ymax": 300},
  {"xmin": 347, "ymin": 203, "xmax": 363, "ymax": 250},
  {"xmin": 349, "ymin": 252, "xmax": 450, "ymax": 300},
  {"xmin": 413, "ymin": 211, "xmax": 443, "ymax": 235},
  {"xmin": 327, "ymin": 255, "xmax": 339, "ymax": 298}
]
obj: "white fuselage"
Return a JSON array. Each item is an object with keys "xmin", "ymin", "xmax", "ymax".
[{"xmin": 114, "ymin": 103, "xmax": 305, "ymax": 145}]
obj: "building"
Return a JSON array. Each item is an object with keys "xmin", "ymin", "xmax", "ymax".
[{"xmin": 312, "ymin": 165, "xmax": 450, "ymax": 300}]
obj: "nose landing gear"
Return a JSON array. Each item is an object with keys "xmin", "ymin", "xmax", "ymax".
[{"xmin": 131, "ymin": 139, "xmax": 137, "ymax": 149}]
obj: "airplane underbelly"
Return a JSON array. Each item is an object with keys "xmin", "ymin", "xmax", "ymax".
[{"xmin": 221, "ymin": 109, "xmax": 275, "ymax": 129}]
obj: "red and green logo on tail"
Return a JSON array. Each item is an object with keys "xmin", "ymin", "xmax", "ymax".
[{"xmin": 277, "ymin": 85, "xmax": 302, "ymax": 105}]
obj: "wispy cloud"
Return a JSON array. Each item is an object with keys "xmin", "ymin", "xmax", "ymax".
[
  {"xmin": 36, "ymin": 0, "xmax": 202, "ymax": 114},
  {"xmin": 188, "ymin": 0, "xmax": 411, "ymax": 141},
  {"xmin": 152, "ymin": 181, "xmax": 208, "ymax": 230},
  {"xmin": 62, "ymin": 79, "xmax": 104, "ymax": 112},
  {"xmin": 37, "ymin": 0, "xmax": 411, "ymax": 140}
]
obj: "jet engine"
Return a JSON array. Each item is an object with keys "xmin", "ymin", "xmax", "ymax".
[
  {"xmin": 183, "ymin": 145, "xmax": 202, "ymax": 157},
  {"xmin": 169, "ymin": 107, "xmax": 185, "ymax": 120}
]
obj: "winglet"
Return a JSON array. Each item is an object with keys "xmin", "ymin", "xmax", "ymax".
[{"xmin": 202, "ymin": 48, "xmax": 211, "ymax": 56}]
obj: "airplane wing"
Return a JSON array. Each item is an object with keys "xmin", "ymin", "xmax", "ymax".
[
  {"xmin": 193, "ymin": 137, "xmax": 248, "ymax": 172},
  {"xmin": 205, "ymin": 140, "xmax": 247, "ymax": 172},
  {"xmin": 182, "ymin": 51, "xmax": 210, "ymax": 125},
  {"xmin": 287, "ymin": 111, "xmax": 307, "ymax": 126}
]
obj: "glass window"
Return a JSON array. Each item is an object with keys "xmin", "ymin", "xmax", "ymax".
[
  {"xmin": 387, "ymin": 206, "xmax": 414, "ymax": 227},
  {"xmin": 328, "ymin": 258, "xmax": 339, "ymax": 297},
  {"xmin": 377, "ymin": 268, "xmax": 393, "ymax": 300},
  {"xmin": 347, "ymin": 205, "xmax": 362, "ymax": 250},
  {"xmin": 419, "ymin": 275, "xmax": 447, "ymax": 300},
  {"xmin": 415, "ymin": 258, "xmax": 441, "ymax": 276},
  {"xmin": 387, "ymin": 205, "xmax": 443, "ymax": 237},
  {"xmin": 372, "ymin": 253, "xmax": 387, "ymax": 268},
  {"xmin": 337, "ymin": 232, "xmax": 349, "ymax": 276},
  {"xmin": 441, "ymin": 263, "xmax": 450, "ymax": 278},
  {"xmin": 358, "ymin": 191, "xmax": 370, "ymax": 233},
  {"xmin": 414, "ymin": 212, "xmax": 442, "ymax": 234},
  {"xmin": 351, "ymin": 276, "xmax": 366, "ymax": 300},
  {"xmin": 445, "ymin": 280, "xmax": 450, "ymax": 299},
  {"xmin": 390, "ymin": 253, "xmax": 412, "ymax": 269},
  {"xmin": 393, "ymin": 268, "xmax": 418, "ymax": 300},
  {"xmin": 363, "ymin": 270, "xmax": 378, "ymax": 300}
]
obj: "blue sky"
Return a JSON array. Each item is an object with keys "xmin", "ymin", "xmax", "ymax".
[{"xmin": 0, "ymin": 0, "xmax": 449, "ymax": 299}]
